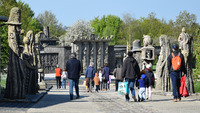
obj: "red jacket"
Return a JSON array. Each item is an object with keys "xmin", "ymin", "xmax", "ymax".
[{"xmin": 55, "ymin": 68, "xmax": 62, "ymax": 77}]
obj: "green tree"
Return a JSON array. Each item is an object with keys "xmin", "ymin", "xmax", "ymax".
[
  {"xmin": 0, "ymin": 0, "xmax": 41, "ymax": 72},
  {"xmin": 91, "ymin": 15, "xmax": 123, "ymax": 45},
  {"xmin": 37, "ymin": 10, "xmax": 66, "ymax": 38},
  {"xmin": 175, "ymin": 10, "xmax": 198, "ymax": 36}
]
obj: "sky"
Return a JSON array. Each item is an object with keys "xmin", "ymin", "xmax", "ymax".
[{"xmin": 21, "ymin": 0, "xmax": 200, "ymax": 27}]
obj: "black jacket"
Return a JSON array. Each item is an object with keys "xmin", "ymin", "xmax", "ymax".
[
  {"xmin": 122, "ymin": 56, "xmax": 140, "ymax": 80},
  {"xmin": 66, "ymin": 58, "xmax": 81, "ymax": 79},
  {"xmin": 167, "ymin": 50, "xmax": 186, "ymax": 74}
]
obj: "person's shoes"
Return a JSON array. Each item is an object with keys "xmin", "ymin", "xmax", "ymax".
[
  {"xmin": 70, "ymin": 97, "xmax": 73, "ymax": 100},
  {"xmin": 146, "ymin": 98, "xmax": 148, "ymax": 100},
  {"xmin": 138, "ymin": 98, "xmax": 140, "ymax": 102},
  {"xmin": 177, "ymin": 98, "xmax": 181, "ymax": 102},
  {"xmin": 173, "ymin": 99, "xmax": 177, "ymax": 102},
  {"xmin": 76, "ymin": 96, "xmax": 80, "ymax": 99},
  {"xmin": 126, "ymin": 99, "xmax": 129, "ymax": 102},
  {"xmin": 132, "ymin": 96, "xmax": 137, "ymax": 102}
]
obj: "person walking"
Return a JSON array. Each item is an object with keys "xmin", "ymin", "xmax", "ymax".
[
  {"xmin": 113, "ymin": 64, "xmax": 123, "ymax": 91},
  {"xmin": 145, "ymin": 64, "xmax": 155, "ymax": 100},
  {"xmin": 85, "ymin": 62, "xmax": 95, "ymax": 92},
  {"xmin": 122, "ymin": 51, "xmax": 140, "ymax": 102},
  {"xmin": 61, "ymin": 69, "xmax": 68, "ymax": 89},
  {"xmin": 93, "ymin": 72, "xmax": 100, "ymax": 92},
  {"xmin": 138, "ymin": 74, "xmax": 146, "ymax": 102},
  {"xmin": 102, "ymin": 63, "xmax": 110, "ymax": 91},
  {"xmin": 98, "ymin": 67, "xmax": 103, "ymax": 90},
  {"xmin": 55, "ymin": 64, "xmax": 62, "ymax": 89},
  {"xmin": 66, "ymin": 53, "xmax": 81, "ymax": 100},
  {"xmin": 167, "ymin": 44, "xmax": 186, "ymax": 102}
]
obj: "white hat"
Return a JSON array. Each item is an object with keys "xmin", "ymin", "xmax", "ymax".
[{"xmin": 146, "ymin": 64, "xmax": 152, "ymax": 69}]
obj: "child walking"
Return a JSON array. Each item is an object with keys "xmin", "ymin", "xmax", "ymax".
[
  {"xmin": 93, "ymin": 72, "xmax": 100, "ymax": 92},
  {"xmin": 145, "ymin": 64, "xmax": 155, "ymax": 100},
  {"xmin": 138, "ymin": 72, "xmax": 146, "ymax": 102},
  {"xmin": 61, "ymin": 69, "xmax": 68, "ymax": 89}
]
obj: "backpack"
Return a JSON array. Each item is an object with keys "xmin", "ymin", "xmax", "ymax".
[{"xmin": 171, "ymin": 53, "xmax": 181, "ymax": 71}]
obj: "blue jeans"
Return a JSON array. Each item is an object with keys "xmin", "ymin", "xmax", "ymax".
[
  {"xmin": 62, "ymin": 79, "xmax": 66, "ymax": 89},
  {"xmin": 68, "ymin": 79, "xmax": 79, "ymax": 98},
  {"xmin": 170, "ymin": 72, "xmax": 181, "ymax": 99},
  {"xmin": 125, "ymin": 78, "xmax": 135, "ymax": 100}
]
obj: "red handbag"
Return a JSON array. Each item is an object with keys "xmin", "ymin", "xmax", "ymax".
[{"xmin": 179, "ymin": 75, "xmax": 189, "ymax": 97}]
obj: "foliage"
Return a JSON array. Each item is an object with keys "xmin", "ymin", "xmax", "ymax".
[
  {"xmin": 193, "ymin": 32, "xmax": 200, "ymax": 78},
  {"xmin": 175, "ymin": 10, "xmax": 198, "ymax": 36},
  {"xmin": 62, "ymin": 20, "xmax": 94, "ymax": 45},
  {"xmin": 37, "ymin": 10, "xmax": 66, "ymax": 38},
  {"xmin": 194, "ymin": 81, "xmax": 200, "ymax": 93},
  {"xmin": 0, "ymin": 25, "xmax": 8, "ymax": 72},
  {"xmin": 91, "ymin": 15, "xmax": 123, "ymax": 45},
  {"xmin": 0, "ymin": 0, "xmax": 41, "ymax": 72}
]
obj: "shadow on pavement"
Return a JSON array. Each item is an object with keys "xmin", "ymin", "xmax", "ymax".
[{"xmin": 0, "ymin": 94, "xmax": 88, "ymax": 109}]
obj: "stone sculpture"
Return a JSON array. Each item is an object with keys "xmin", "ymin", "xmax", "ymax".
[
  {"xmin": 143, "ymin": 35, "xmax": 153, "ymax": 47},
  {"xmin": 22, "ymin": 31, "xmax": 38, "ymax": 94},
  {"xmin": 97, "ymin": 48, "xmax": 101, "ymax": 70},
  {"xmin": 35, "ymin": 31, "xmax": 42, "ymax": 68},
  {"xmin": 155, "ymin": 35, "xmax": 171, "ymax": 91},
  {"xmin": 141, "ymin": 35, "xmax": 155, "ymax": 69},
  {"xmin": 178, "ymin": 28, "xmax": 194, "ymax": 93},
  {"xmin": 83, "ymin": 47, "xmax": 87, "ymax": 72},
  {"xmin": 90, "ymin": 47, "xmax": 94, "ymax": 63},
  {"xmin": 4, "ymin": 7, "xmax": 26, "ymax": 99},
  {"xmin": 70, "ymin": 35, "xmax": 112, "ymax": 72}
]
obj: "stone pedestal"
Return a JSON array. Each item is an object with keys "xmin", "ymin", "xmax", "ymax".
[{"xmin": 38, "ymin": 69, "xmax": 46, "ymax": 90}]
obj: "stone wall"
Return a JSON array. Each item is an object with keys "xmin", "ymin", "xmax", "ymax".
[
  {"xmin": 43, "ymin": 46, "xmax": 71, "ymax": 72},
  {"xmin": 41, "ymin": 44, "xmax": 160, "ymax": 73}
]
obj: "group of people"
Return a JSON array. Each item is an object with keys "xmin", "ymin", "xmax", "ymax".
[
  {"xmin": 55, "ymin": 44, "xmax": 186, "ymax": 102},
  {"xmin": 85, "ymin": 62, "xmax": 111, "ymax": 93},
  {"xmin": 114, "ymin": 44, "xmax": 186, "ymax": 102},
  {"xmin": 113, "ymin": 51, "xmax": 155, "ymax": 102},
  {"xmin": 55, "ymin": 65, "xmax": 68, "ymax": 89}
]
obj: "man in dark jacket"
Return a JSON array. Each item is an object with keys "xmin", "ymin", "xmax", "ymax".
[
  {"xmin": 113, "ymin": 64, "xmax": 123, "ymax": 91},
  {"xmin": 102, "ymin": 63, "xmax": 110, "ymax": 90},
  {"xmin": 66, "ymin": 53, "xmax": 81, "ymax": 100},
  {"xmin": 167, "ymin": 44, "xmax": 186, "ymax": 102},
  {"xmin": 122, "ymin": 51, "xmax": 140, "ymax": 102},
  {"xmin": 85, "ymin": 62, "xmax": 95, "ymax": 92}
]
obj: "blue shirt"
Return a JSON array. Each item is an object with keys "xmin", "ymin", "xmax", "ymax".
[{"xmin": 138, "ymin": 79, "xmax": 145, "ymax": 88}]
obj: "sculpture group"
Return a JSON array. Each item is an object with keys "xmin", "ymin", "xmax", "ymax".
[{"xmin": 4, "ymin": 7, "xmax": 43, "ymax": 99}]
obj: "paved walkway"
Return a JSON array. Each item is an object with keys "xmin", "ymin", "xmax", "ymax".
[{"xmin": 0, "ymin": 85, "xmax": 200, "ymax": 113}]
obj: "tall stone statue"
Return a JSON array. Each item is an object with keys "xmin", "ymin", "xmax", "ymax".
[
  {"xmin": 23, "ymin": 30, "xmax": 39, "ymax": 94},
  {"xmin": 35, "ymin": 32, "xmax": 42, "ymax": 69},
  {"xmin": 22, "ymin": 31, "xmax": 37, "ymax": 94},
  {"xmin": 178, "ymin": 28, "xmax": 194, "ymax": 93},
  {"xmin": 4, "ymin": 7, "xmax": 26, "ymax": 99},
  {"xmin": 83, "ymin": 47, "xmax": 87, "ymax": 72},
  {"xmin": 90, "ymin": 47, "xmax": 94, "ymax": 63},
  {"xmin": 97, "ymin": 48, "xmax": 101, "ymax": 70},
  {"xmin": 155, "ymin": 35, "xmax": 171, "ymax": 91}
]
